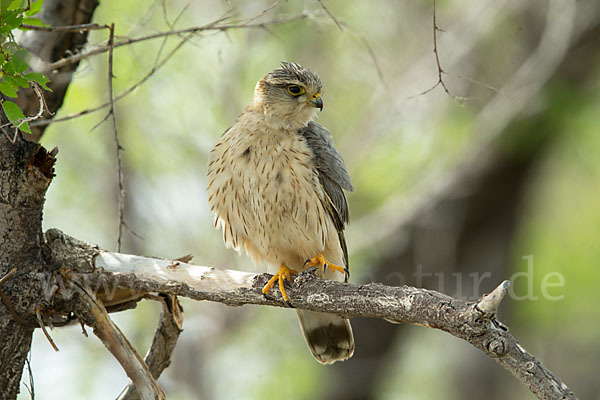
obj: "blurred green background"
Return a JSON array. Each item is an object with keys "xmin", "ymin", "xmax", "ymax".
[{"xmin": 17, "ymin": 0, "xmax": 600, "ymax": 398}]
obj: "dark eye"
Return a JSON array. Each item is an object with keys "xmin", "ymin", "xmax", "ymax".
[{"xmin": 287, "ymin": 85, "xmax": 305, "ymax": 96}]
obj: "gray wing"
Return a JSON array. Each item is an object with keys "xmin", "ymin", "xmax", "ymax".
[{"xmin": 299, "ymin": 121, "xmax": 353, "ymax": 271}]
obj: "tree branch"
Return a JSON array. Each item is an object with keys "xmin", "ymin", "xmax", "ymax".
[
  {"xmin": 71, "ymin": 276, "xmax": 165, "ymax": 400},
  {"xmin": 44, "ymin": 229, "xmax": 577, "ymax": 400},
  {"xmin": 117, "ymin": 294, "xmax": 183, "ymax": 400}
]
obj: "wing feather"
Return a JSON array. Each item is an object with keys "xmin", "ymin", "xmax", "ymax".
[{"xmin": 299, "ymin": 121, "xmax": 353, "ymax": 272}]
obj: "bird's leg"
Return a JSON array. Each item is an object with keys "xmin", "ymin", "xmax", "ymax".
[
  {"xmin": 262, "ymin": 264, "xmax": 298, "ymax": 306},
  {"xmin": 304, "ymin": 253, "xmax": 348, "ymax": 279}
]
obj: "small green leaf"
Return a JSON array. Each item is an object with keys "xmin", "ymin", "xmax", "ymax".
[
  {"xmin": 2, "ymin": 100, "xmax": 25, "ymax": 121},
  {"xmin": 21, "ymin": 18, "xmax": 49, "ymax": 28},
  {"xmin": 5, "ymin": 74, "xmax": 29, "ymax": 88},
  {"xmin": 24, "ymin": 71, "xmax": 51, "ymax": 91},
  {"xmin": 1, "ymin": 42, "xmax": 19, "ymax": 56},
  {"xmin": 12, "ymin": 49, "xmax": 29, "ymax": 73},
  {"xmin": 25, "ymin": 0, "xmax": 44, "ymax": 16},
  {"xmin": 1, "ymin": 10, "xmax": 24, "ymax": 32},
  {"xmin": 20, "ymin": 121, "xmax": 31, "ymax": 133},
  {"xmin": 0, "ymin": 80, "xmax": 18, "ymax": 97},
  {"xmin": 4, "ymin": 60, "xmax": 16, "ymax": 74},
  {"xmin": 1, "ymin": 100, "xmax": 31, "ymax": 133},
  {"xmin": 0, "ymin": 54, "xmax": 5, "ymax": 64},
  {"xmin": 7, "ymin": 0, "xmax": 25, "ymax": 11}
]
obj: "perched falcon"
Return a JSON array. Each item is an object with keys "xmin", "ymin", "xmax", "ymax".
[{"xmin": 207, "ymin": 61, "xmax": 354, "ymax": 364}]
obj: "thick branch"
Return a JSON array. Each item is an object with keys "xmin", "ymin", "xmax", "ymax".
[{"xmin": 44, "ymin": 229, "xmax": 577, "ymax": 400}]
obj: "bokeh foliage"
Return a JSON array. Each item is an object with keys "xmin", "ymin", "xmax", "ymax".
[{"xmin": 11, "ymin": 0, "xmax": 600, "ymax": 399}]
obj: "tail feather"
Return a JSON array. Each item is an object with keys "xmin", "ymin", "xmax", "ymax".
[{"xmin": 296, "ymin": 309, "xmax": 354, "ymax": 364}]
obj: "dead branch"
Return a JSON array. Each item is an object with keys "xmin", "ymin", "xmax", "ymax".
[
  {"xmin": 44, "ymin": 229, "xmax": 577, "ymax": 400},
  {"xmin": 71, "ymin": 277, "xmax": 165, "ymax": 400},
  {"xmin": 117, "ymin": 294, "xmax": 183, "ymax": 400}
]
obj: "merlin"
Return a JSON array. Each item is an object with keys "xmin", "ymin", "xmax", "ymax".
[{"xmin": 207, "ymin": 61, "xmax": 354, "ymax": 364}]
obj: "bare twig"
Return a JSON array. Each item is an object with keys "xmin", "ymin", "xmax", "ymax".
[
  {"xmin": 409, "ymin": 0, "xmax": 506, "ymax": 100},
  {"xmin": 23, "ymin": 352, "xmax": 35, "ymax": 400},
  {"xmin": 0, "ymin": 268, "xmax": 17, "ymax": 288},
  {"xmin": 44, "ymin": 13, "xmax": 309, "ymax": 73},
  {"xmin": 31, "ymin": 34, "xmax": 192, "ymax": 128},
  {"xmin": 326, "ymin": 18, "xmax": 386, "ymax": 87},
  {"xmin": 20, "ymin": 23, "xmax": 107, "ymax": 33},
  {"xmin": 317, "ymin": 0, "xmax": 343, "ymax": 31},
  {"xmin": 117, "ymin": 294, "xmax": 183, "ymax": 400},
  {"xmin": 239, "ymin": 1, "xmax": 280, "ymax": 26},
  {"xmin": 72, "ymin": 278, "xmax": 165, "ymax": 400},
  {"xmin": 409, "ymin": 0, "xmax": 465, "ymax": 99},
  {"xmin": 103, "ymin": 23, "xmax": 126, "ymax": 253},
  {"xmin": 35, "ymin": 307, "xmax": 59, "ymax": 352}
]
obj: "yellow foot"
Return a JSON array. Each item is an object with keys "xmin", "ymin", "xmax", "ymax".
[
  {"xmin": 262, "ymin": 264, "xmax": 298, "ymax": 306},
  {"xmin": 304, "ymin": 253, "xmax": 349, "ymax": 279}
]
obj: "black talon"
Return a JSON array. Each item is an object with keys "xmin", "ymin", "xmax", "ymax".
[
  {"xmin": 323, "ymin": 262, "xmax": 328, "ymax": 271},
  {"xmin": 344, "ymin": 267, "xmax": 350, "ymax": 280},
  {"xmin": 303, "ymin": 258, "xmax": 311, "ymax": 266},
  {"xmin": 285, "ymin": 300, "xmax": 294, "ymax": 308}
]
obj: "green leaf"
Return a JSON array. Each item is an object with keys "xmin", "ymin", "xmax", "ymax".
[
  {"xmin": 4, "ymin": 60, "xmax": 16, "ymax": 74},
  {"xmin": 11, "ymin": 49, "xmax": 29, "ymax": 73},
  {"xmin": 21, "ymin": 17, "xmax": 49, "ymax": 27},
  {"xmin": 24, "ymin": 71, "xmax": 51, "ymax": 91},
  {"xmin": 7, "ymin": 0, "xmax": 24, "ymax": 11},
  {"xmin": 0, "ymin": 53, "xmax": 5, "ymax": 64},
  {"xmin": 4, "ymin": 74, "xmax": 29, "ymax": 88},
  {"xmin": 20, "ymin": 121, "xmax": 31, "ymax": 133},
  {"xmin": 1, "ymin": 10, "xmax": 24, "ymax": 32},
  {"xmin": 1, "ymin": 42, "xmax": 19, "ymax": 56},
  {"xmin": 0, "ymin": 80, "xmax": 18, "ymax": 97},
  {"xmin": 1, "ymin": 100, "xmax": 31, "ymax": 133},
  {"xmin": 25, "ymin": 0, "xmax": 44, "ymax": 16},
  {"xmin": 2, "ymin": 100, "xmax": 25, "ymax": 121}
]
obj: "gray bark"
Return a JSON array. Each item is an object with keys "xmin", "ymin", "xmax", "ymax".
[
  {"xmin": 0, "ymin": 137, "xmax": 53, "ymax": 398},
  {"xmin": 0, "ymin": 1, "xmax": 98, "ymax": 398}
]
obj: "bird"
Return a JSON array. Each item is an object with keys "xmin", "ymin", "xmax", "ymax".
[{"xmin": 207, "ymin": 61, "xmax": 354, "ymax": 364}]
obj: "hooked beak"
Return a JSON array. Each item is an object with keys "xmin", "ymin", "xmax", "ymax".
[{"xmin": 308, "ymin": 93, "xmax": 323, "ymax": 111}]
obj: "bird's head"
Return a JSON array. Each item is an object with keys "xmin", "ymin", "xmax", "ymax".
[{"xmin": 253, "ymin": 61, "xmax": 323, "ymax": 127}]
